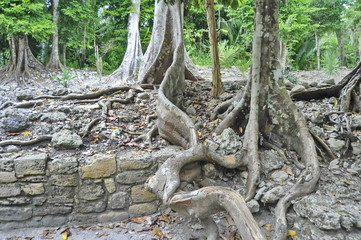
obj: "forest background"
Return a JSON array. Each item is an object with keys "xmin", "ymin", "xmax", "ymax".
[{"xmin": 0, "ymin": 0, "xmax": 360, "ymax": 79}]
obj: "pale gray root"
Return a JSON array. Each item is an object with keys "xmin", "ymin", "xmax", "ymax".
[
  {"xmin": 134, "ymin": 123, "xmax": 158, "ymax": 145},
  {"xmin": 46, "ymin": 0, "xmax": 63, "ymax": 70},
  {"xmin": 339, "ymin": 62, "xmax": 361, "ymax": 112},
  {"xmin": 82, "ymin": 118, "xmax": 101, "ymax": 138},
  {"xmin": 145, "ymin": 144, "xmax": 247, "ymax": 203},
  {"xmin": 309, "ymin": 129, "xmax": 337, "ymax": 160},
  {"xmin": 210, "ymin": 87, "xmax": 245, "ymax": 120},
  {"xmin": 169, "ymin": 187, "xmax": 267, "ymax": 240},
  {"xmin": 106, "ymin": 0, "xmax": 143, "ymax": 85},
  {"xmin": 98, "ymin": 90, "xmax": 135, "ymax": 116},
  {"xmin": 34, "ymin": 86, "xmax": 135, "ymax": 100},
  {"xmin": 243, "ymin": 11, "xmax": 262, "ymax": 201},
  {"xmin": 0, "ymin": 100, "xmax": 42, "ymax": 110},
  {"xmin": 214, "ymin": 81, "xmax": 250, "ymax": 135},
  {"xmin": 0, "ymin": 135, "xmax": 52, "ymax": 147}
]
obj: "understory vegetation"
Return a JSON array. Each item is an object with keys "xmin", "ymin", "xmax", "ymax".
[{"xmin": 0, "ymin": 0, "xmax": 360, "ymax": 76}]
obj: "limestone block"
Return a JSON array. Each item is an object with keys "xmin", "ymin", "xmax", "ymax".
[
  {"xmin": 14, "ymin": 153, "xmax": 47, "ymax": 177},
  {"xmin": 0, "ymin": 171, "xmax": 17, "ymax": 183},
  {"xmin": 0, "ymin": 183, "xmax": 21, "ymax": 197},
  {"xmin": 80, "ymin": 154, "xmax": 116, "ymax": 179},
  {"xmin": 22, "ymin": 183, "xmax": 45, "ymax": 195},
  {"xmin": 104, "ymin": 178, "xmax": 116, "ymax": 193},
  {"xmin": 117, "ymin": 151, "xmax": 151, "ymax": 171},
  {"xmin": 97, "ymin": 211, "xmax": 129, "ymax": 223},
  {"xmin": 128, "ymin": 203, "xmax": 157, "ymax": 218},
  {"xmin": 75, "ymin": 200, "xmax": 106, "ymax": 213},
  {"xmin": 0, "ymin": 207, "xmax": 32, "ymax": 221},
  {"xmin": 108, "ymin": 192, "xmax": 129, "ymax": 209},
  {"xmin": 131, "ymin": 185, "xmax": 156, "ymax": 203},
  {"xmin": 50, "ymin": 174, "xmax": 78, "ymax": 187},
  {"xmin": 77, "ymin": 184, "xmax": 105, "ymax": 201},
  {"xmin": 115, "ymin": 170, "xmax": 151, "ymax": 185},
  {"xmin": 51, "ymin": 130, "xmax": 82, "ymax": 149},
  {"xmin": 48, "ymin": 157, "xmax": 78, "ymax": 174}
]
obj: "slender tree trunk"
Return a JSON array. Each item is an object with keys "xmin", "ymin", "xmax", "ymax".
[
  {"xmin": 336, "ymin": 30, "xmax": 346, "ymax": 67},
  {"xmin": 47, "ymin": 0, "xmax": 62, "ymax": 70},
  {"xmin": 280, "ymin": 41, "xmax": 288, "ymax": 72},
  {"xmin": 205, "ymin": 0, "xmax": 224, "ymax": 98},
  {"xmin": 315, "ymin": 31, "xmax": 321, "ymax": 70},
  {"xmin": 358, "ymin": 31, "xmax": 361, "ymax": 61},
  {"xmin": 107, "ymin": 0, "xmax": 143, "ymax": 85}
]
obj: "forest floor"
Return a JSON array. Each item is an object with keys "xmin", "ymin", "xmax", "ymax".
[{"xmin": 0, "ymin": 66, "xmax": 360, "ymax": 240}]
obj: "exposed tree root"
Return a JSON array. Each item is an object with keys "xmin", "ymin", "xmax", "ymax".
[
  {"xmin": 169, "ymin": 187, "xmax": 266, "ymax": 240},
  {"xmin": 0, "ymin": 135, "xmax": 52, "ymax": 147},
  {"xmin": 34, "ymin": 86, "xmax": 135, "ymax": 101},
  {"xmin": 0, "ymin": 101, "xmax": 42, "ymax": 110},
  {"xmin": 82, "ymin": 118, "xmax": 101, "ymax": 138},
  {"xmin": 134, "ymin": 123, "xmax": 158, "ymax": 145},
  {"xmin": 309, "ymin": 129, "xmax": 337, "ymax": 160}
]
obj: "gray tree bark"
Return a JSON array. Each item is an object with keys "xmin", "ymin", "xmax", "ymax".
[
  {"xmin": 315, "ymin": 31, "xmax": 321, "ymax": 70},
  {"xmin": 107, "ymin": 0, "xmax": 143, "ymax": 85},
  {"xmin": 336, "ymin": 30, "xmax": 346, "ymax": 67},
  {"xmin": 137, "ymin": 0, "xmax": 201, "ymax": 85},
  {"xmin": 47, "ymin": 0, "xmax": 63, "ymax": 70},
  {"xmin": 1, "ymin": 35, "xmax": 45, "ymax": 85}
]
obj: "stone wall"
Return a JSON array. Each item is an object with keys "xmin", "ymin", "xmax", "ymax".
[{"xmin": 0, "ymin": 146, "xmax": 180, "ymax": 230}]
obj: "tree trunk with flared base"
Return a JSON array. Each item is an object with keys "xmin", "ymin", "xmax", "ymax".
[
  {"xmin": 137, "ymin": 0, "xmax": 202, "ymax": 85},
  {"xmin": 106, "ymin": 0, "xmax": 143, "ymax": 85},
  {"xmin": 143, "ymin": 0, "xmax": 320, "ymax": 240},
  {"xmin": 1, "ymin": 35, "xmax": 45, "ymax": 85},
  {"xmin": 47, "ymin": 0, "xmax": 62, "ymax": 70}
]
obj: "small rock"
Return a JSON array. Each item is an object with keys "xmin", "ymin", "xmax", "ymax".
[
  {"xmin": 5, "ymin": 145, "xmax": 20, "ymax": 153},
  {"xmin": 52, "ymin": 129, "xmax": 83, "ymax": 149},
  {"xmin": 202, "ymin": 163, "xmax": 217, "ymax": 179},
  {"xmin": 137, "ymin": 92, "xmax": 150, "ymax": 99},
  {"xmin": 1, "ymin": 113, "xmax": 29, "ymax": 133},
  {"xmin": 213, "ymin": 128, "xmax": 241, "ymax": 155},
  {"xmin": 324, "ymin": 78, "xmax": 335, "ymax": 85},
  {"xmin": 246, "ymin": 199, "xmax": 260, "ymax": 213},
  {"xmin": 260, "ymin": 150, "xmax": 285, "ymax": 174},
  {"xmin": 351, "ymin": 142, "xmax": 361, "ymax": 155},
  {"xmin": 41, "ymin": 111, "xmax": 67, "ymax": 122},
  {"xmin": 186, "ymin": 106, "xmax": 196, "ymax": 115},
  {"xmin": 290, "ymin": 85, "xmax": 306, "ymax": 94},
  {"xmin": 309, "ymin": 81, "xmax": 318, "ymax": 87},
  {"xmin": 327, "ymin": 138, "xmax": 346, "ymax": 152},
  {"xmin": 351, "ymin": 115, "xmax": 361, "ymax": 129},
  {"xmin": 270, "ymin": 170, "xmax": 289, "ymax": 183},
  {"xmin": 261, "ymin": 186, "xmax": 285, "ymax": 203}
]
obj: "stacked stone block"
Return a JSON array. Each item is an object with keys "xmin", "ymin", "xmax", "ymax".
[{"xmin": 0, "ymin": 147, "xmax": 180, "ymax": 230}]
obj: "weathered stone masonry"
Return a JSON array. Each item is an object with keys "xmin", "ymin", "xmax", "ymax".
[{"xmin": 0, "ymin": 146, "xmax": 180, "ymax": 230}]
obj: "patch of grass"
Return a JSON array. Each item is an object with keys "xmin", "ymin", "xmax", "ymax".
[
  {"xmin": 53, "ymin": 68, "xmax": 77, "ymax": 87},
  {"xmin": 218, "ymin": 40, "xmax": 239, "ymax": 68}
]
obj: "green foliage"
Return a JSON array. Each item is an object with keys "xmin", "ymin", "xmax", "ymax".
[
  {"xmin": 218, "ymin": 40, "xmax": 239, "ymax": 68},
  {"xmin": 53, "ymin": 68, "xmax": 77, "ymax": 87},
  {"xmin": 322, "ymin": 49, "xmax": 339, "ymax": 76},
  {"xmin": 0, "ymin": 0, "xmax": 53, "ymax": 41},
  {"xmin": 186, "ymin": 44, "xmax": 211, "ymax": 66}
]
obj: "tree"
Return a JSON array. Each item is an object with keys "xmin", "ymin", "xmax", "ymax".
[
  {"xmin": 106, "ymin": 0, "xmax": 143, "ymax": 85},
  {"xmin": 137, "ymin": 0, "xmax": 200, "ymax": 85},
  {"xmin": 47, "ymin": 0, "xmax": 63, "ymax": 70},
  {"xmin": 205, "ymin": 0, "xmax": 224, "ymax": 97},
  {"xmin": 0, "ymin": 0, "xmax": 53, "ymax": 84},
  {"xmin": 145, "ymin": 0, "xmax": 320, "ymax": 239}
]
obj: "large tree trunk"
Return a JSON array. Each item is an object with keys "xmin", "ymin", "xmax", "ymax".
[
  {"xmin": 1, "ymin": 35, "xmax": 45, "ymax": 85},
  {"xmin": 205, "ymin": 0, "xmax": 224, "ymax": 98},
  {"xmin": 107, "ymin": 0, "xmax": 143, "ymax": 85},
  {"xmin": 137, "ymin": 0, "xmax": 201, "ymax": 85},
  {"xmin": 47, "ymin": 0, "xmax": 62, "ymax": 70}
]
